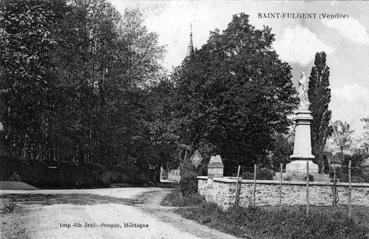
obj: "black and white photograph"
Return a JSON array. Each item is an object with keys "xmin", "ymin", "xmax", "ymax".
[{"xmin": 0, "ymin": 0, "xmax": 369, "ymax": 238}]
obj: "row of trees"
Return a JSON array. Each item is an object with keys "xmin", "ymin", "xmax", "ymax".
[
  {"xmin": 1, "ymin": 0, "xmax": 364, "ymax": 179},
  {"xmin": 0, "ymin": 0, "xmax": 172, "ymax": 179},
  {"xmin": 1, "ymin": 4, "xmax": 302, "ymax": 175}
]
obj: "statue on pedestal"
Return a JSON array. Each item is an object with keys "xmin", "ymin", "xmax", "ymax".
[
  {"xmin": 275, "ymin": 72, "xmax": 330, "ymax": 182},
  {"xmin": 298, "ymin": 72, "xmax": 309, "ymax": 110}
]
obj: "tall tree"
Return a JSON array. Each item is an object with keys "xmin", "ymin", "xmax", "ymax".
[
  {"xmin": 172, "ymin": 14, "xmax": 298, "ymax": 173},
  {"xmin": 308, "ymin": 52, "xmax": 333, "ymax": 172},
  {"xmin": 142, "ymin": 78, "xmax": 178, "ymax": 180}
]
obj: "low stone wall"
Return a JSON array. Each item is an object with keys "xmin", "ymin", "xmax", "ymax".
[{"xmin": 197, "ymin": 176, "xmax": 369, "ymax": 210}]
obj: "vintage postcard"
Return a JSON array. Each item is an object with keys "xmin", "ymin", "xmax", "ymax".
[{"xmin": 1, "ymin": 0, "xmax": 369, "ymax": 238}]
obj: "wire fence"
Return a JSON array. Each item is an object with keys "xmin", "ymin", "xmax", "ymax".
[{"xmin": 231, "ymin": 161, "xmax": 369, "ymax": 218}]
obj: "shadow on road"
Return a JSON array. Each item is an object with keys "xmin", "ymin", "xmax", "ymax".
[{"xmin": 0, "ymin": 193, "xmax": 143, "ymax": 206}]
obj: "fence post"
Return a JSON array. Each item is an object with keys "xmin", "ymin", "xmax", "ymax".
[
  {"xmin": 253, "ymin": 164, "xmax": 257, "ymax": 207},
  {"xmin": 306, "ymin": 161, "xmax": 310, "ymax": 217},
  {"xmin": 333, "ymin": 167, "xmax": 337, "ymax": 207},
  {"xmin": 279, "ymin": 163, "xmax": 283, "ymax": 208},
  {"xmin": 348, "ymin": 160, "xmax": 352, "ymax": 219},
  {"xmin": 235, "ymin": 165, "xmax": 241, "ymax": 206}
]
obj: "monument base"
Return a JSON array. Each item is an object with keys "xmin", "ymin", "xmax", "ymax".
[
  {"xmin": 286, "ymin": 159, "xmax": 319, "ymax": 174},
  {"xmin": 273, "ymin": 171, "xmax": 330, "ymax": 182},
  {"xmin": 273, "ymin": 159, "xmax": 330, "ymax": 182}
]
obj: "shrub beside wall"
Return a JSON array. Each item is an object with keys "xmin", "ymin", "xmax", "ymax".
[
  {"xmin": 179, "ymin": 156, "xmax": 198, "ymax": 195},
  {"xmin": 241, "ymin": 167, "xmax": 274, "ymax": 180},
  {"xmin": 180, "ymin": 171, "xmax": 198, "ymax": 195}
]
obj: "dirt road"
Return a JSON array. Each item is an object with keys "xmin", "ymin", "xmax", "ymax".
[{"xmin": 0, "ymin": 188, "xmax": 238, "ymax": 239}]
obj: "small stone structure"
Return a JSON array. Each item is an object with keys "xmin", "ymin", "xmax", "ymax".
[
  {"xmin": 160, "ymin": 167, "xmax": 181, "ymax": 182},
  {"xmin": 168, "ymin": 168, "xmax": 180, "ymax": 182},
  {"xmin": 208, "ymin": 155, "xmax": 224, "ymax": 178},
  {"xmin": 198, "ymin": 176, "xmax": 369, "ymax": 210}
]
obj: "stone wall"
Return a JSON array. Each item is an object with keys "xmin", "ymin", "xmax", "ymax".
[{"xmin": 197, "ymin": 176, "xmax": 369, "ymax": 210}]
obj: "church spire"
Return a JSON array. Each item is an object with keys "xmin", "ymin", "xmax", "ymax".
[{"xmin": 187, "ymin": 24, "xmax": 194, "ymax": 57}]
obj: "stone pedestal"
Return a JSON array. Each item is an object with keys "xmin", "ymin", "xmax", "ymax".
[
  {"xmin": 286, "ymin": 109, "xmax": 319, "ymax": 176},
  {"xmin": 208, "ymin": 155, "xmax": 224, "ymax": 178},
  {"xmin": 286, "ymin": 160, "xmax": 318, "ymax": 174}
]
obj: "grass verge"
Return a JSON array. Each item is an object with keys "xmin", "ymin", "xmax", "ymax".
[
  {"xmin": 175, "ymin": 199, "xmax": 369, "ymax": 239},
  {"xmin": 160, "ymin": 190, "xmax": 204, "ymax": 207}
]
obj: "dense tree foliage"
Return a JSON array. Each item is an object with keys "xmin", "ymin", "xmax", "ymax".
[
  {"xmin": 359, "ymin": 117, "xmax": 369, "ymax": 153},
  {"xmin": 270, "ymin": 133, "xmax": 293, "ymax": 170},
  {"xmin": 330, "ymin": 120, "xmax": 354, "ymax": 156},
  {"xmin": 308, "ymin": 52, "xmax": 333, "ymax": 172},
  {"xmin": 0, "ymin": 0, "xmax": 169, "ymax": 180},
  {"xmin": 0, "ymin": 0, "xmax": 66, "ymax": 161},
  {"xmin": 171, "ymin": 14, "xmax": 298, "ymax": 173},
  {"xmin": 326, "ymin": 119, "xmax": 369, "ymax": 171}
]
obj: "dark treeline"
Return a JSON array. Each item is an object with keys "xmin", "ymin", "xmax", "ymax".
[{"xmin": 0, "ymin": 0, "xmax": 174, "ymax": 181}]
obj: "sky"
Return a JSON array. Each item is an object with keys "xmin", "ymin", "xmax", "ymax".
[{"xmin": 109, "ymin": 0, "xmax": 369, "ymax": 134}]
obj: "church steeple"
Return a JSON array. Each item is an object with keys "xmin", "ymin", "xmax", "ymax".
[{"xmin": 187, "ymin": 24, "xmax": 194, "ymax": 57}]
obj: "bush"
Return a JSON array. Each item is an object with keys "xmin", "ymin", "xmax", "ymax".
[
  {"xmin": 180, "ymin": 155, "xmax": 195, "ymax": 177},
  {"xmin": 180, "ymin": 155, "xmax": 198, "ymax": 195},
  {"xmin": 0, "ymin": 156, "xmax": 22, "ymax": 181},
  {"xmin": 180, "ymin": 171, "xmax": 198, "ymax": 196},
  {"xmin": 340, "ymin": 168, "xmax": 369, "ymax": 183},
  {"xmin": 241, "ymin": 171, "xmax": 254, "ymax": 179},
  {"xmin": 242, "ymin": 167, "xmax": 275, "ymax": 180},
  {"xmin": 257, "ymin": 167, "xmax": 275, "ymax": 180},
  {"xmin": 8, "ymin": 172, "xmax": 21, "ymax": 181},
  {"xmin": 161, "ymin": 190, "xmax": 204, "ymax": 207}
]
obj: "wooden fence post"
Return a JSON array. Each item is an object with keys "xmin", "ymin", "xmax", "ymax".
[
  {"xmin": 348, "ymin": 160, "xmax": 352, "ymax": 219},
  {"xmin": 253, "ymin": 164, "xmax": 257, "ymax": 207},
  {"xmin": 235, "ymin": 165, "xmax": 241, "ymax": 206},
  {"xmin": 333, "ymin": 167, "xmax": 337, "ymax": 207},
  {"xmin": 279, "ymin": 163, "xmax": 283, "ymax": 208},
  {"xmin": 306, "ymin": 161, "xmax": 310, "ymax": 217}
]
